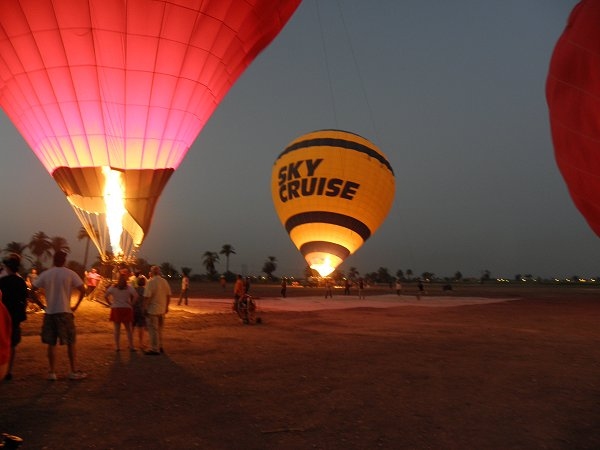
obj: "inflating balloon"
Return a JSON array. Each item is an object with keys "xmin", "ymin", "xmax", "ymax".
[
  {"xmin": 0, "ymin": 0, "xmax": 301, "ymax": 262},
  {"xmin": 547, "ymin": 0, "xmax": 600, "ymax": 236},
  {"xmin": 271, "ymin": 129, "xmax": 395, "ymax": 277}
]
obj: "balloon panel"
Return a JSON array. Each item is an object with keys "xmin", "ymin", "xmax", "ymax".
[
  {"xmin": 547, "ymin": 0, "xmax": 600, "ymax": 237},
  {"xmin": 0, "ymin": 0, "xmax": 301, "ymax": 260},
  {"xmin": 271, "ymin": 129, "xmax": 395, "ymax": 275}
]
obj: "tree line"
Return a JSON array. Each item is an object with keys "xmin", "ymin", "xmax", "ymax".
[{"xmin": 3, "ymin": 230, "xmax": 507, "ymax": 285}]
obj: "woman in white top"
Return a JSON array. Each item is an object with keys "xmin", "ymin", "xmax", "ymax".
[{"xmin": 104, "ymin": 274, "xmax": 138, "ymax": 352}]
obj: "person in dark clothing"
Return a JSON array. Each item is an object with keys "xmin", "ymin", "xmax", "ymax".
[{"xmin": 0, "ymin": 254, "xmax": 28, "ymax": 380}]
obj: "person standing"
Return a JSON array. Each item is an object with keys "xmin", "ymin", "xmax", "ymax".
[
  {"xmin": 26, "ymin": 268, "xmax": 38, "ymax": 289},
  {"xmin": 32, "ymin": 250, "xmax": 87, "ymax": 380},
  {"xmin": 358, "ymin": 278, "xmax": 365, "ymax": 299},
  {"xmin": 85, "ymin": 268, "xmax": 101, "ymax": 296},
  {"xmin": 417, "ymin": 279, "xmax": 424, "ymax": 300},
  {"xmin": 395, "ymin": 279, "xmax": 403, "ymax": 296},
  {"xmin": 280, "ymin": 279, "xmax": 287, "ymax": 298},
  {"xmin": 0, "ymin": 254, "xmax": 27, "ymax": 380},
  {"xmin": 324, "ymin": 278, "xmax": 333, "ymax": 299},
  {"xmin": 104, "ymin": 274, "xmax": 137, "ymax": 352},
  {"xmin": 178, "ymin": 272, "xmax": 189, "ymax": 306},
  {"xmin": 132, "ymin": 275, "xmax": 147, "ymax": 350},
  {"xmin": 143, "ymin": 266, "xmax": 171, "ymax": 355},
  {"xmin": 233, "ymin": 274, "xmax": 245, "ymax": 312},
  {"xmin": 344, "ymin": 278, "xmax": 351, "ymax": 295}
]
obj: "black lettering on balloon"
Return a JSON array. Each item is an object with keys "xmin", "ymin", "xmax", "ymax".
[
  {"xmin": 317, "ymin": 177, "xmax": 327, "ymax": 195},
  {"xmin": 341, "ymin": 181, "xmax": 360, "ymax": 200},
  {"xmin": 301, "ymin": 178, "xmax": 317, "ymax": 196},
  {"xmin": 305, "ymin": 158, "xmax": 323, "ymax": 176},
  {"xmin": 287, "ymin": 180, "xmax": 300, "ymax": 199},
  {"xmin": 325, "ymin": 178, "xmax": 343, "ymax": 197},
  {"xmin": 279, "ymin": 184, "xmax": 287, "ymax": 203}
]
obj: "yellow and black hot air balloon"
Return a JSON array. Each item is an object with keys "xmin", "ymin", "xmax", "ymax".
[{"xmin": 271, "ymin": 129, "xmax": 395, "ymax": 277}]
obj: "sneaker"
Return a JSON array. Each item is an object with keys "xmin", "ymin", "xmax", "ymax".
[
  {"xmin": 46, "ymin": 372, "xmax": 58, "ymax": 381},
  {"xmin": 68, "ymin": 371, "xmax": 87, "ymax": 380}
]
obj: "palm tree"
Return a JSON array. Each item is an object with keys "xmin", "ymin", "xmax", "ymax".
[
  {"xmin": 160, "ymin": 262, "xmax": 177, "ymax": 278},
  {"xmin": 377, "ymin": 267, "xmax": 392, "ymax": 284},
  {"xmin": 262, "ymin": 256, "xmax": 277, "ymax": 279},
  {"xmin": 50, "ymin": 236, "xmax": 70, "ymax": 254},
  {"xmin": 3, "ymin": 241, "xmax": 27, "ymax": 257},
  {"xmin": 202, "ymin": 251, "xmax": 219, "ymax": 278},
  {"xmin": 28, "ymin": 231, "xmax": 52, "ymax": 269},
  {"xmin": 348, "ymin": 266, "xmax": 359, "ymax": 282},
  {"xmin": 77, "ymin": 226, "xmax": 92, "ymax": 269},
  {"xmin": 219, "ymin": 244, "xmax": 236, "ymax": 273}
]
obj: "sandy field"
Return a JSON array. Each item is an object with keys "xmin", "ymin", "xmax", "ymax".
[{"xmin": 1, "ymin": 284, "xmax": 600, "ymax": 449}]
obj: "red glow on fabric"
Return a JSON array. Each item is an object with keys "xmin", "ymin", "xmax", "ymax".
[
  {"xmin": 0, "ymin": 0, "xmax": 301, "ymax": 259},
  {"xmin": 547, "ymin": 0, "xmax": 600, "ymax": 236},
  {"xmin": 0, "ymin": 0, "xmax": 301, "ymax": 174}
]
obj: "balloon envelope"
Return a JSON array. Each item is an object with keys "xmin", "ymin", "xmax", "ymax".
[
  {"xmin": 547, "ymin": 0, "xmax": 600, "ymax": 237},
  {"xmin": 271, "ymin": 129, "xmax": 395, "ymax": 276},
  {"xmin": 0, "ymin": 0, "xmax": 301, "ymax": 261}
]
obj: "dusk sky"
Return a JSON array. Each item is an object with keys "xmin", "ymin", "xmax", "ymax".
[{"xmin": 1, "ymin": 0, "xmax": 594, "ymax": 280}]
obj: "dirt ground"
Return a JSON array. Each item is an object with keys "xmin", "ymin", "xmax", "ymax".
[{"xmin": 1, "ymin": 284, "xmax": 600, "ymax": 449}]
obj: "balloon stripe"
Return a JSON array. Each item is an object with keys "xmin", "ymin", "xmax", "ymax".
[
  {"xmin": 278, "ymin": 137, "xmax": 394, "ymax": 175},
  {"xmin": 285, "ymin": 212, "xmax": 371, "ymax": 241},
  {"xmin": 300, "ymin": 241, "xmax": 350, "ymax": 260}
]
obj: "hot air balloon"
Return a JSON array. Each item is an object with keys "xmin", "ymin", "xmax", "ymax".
[
  {"xmin": 0, "ymin": 0, "xmax": 301, "ymax": 262},
  {"xmin": 271, "ymin": 129, "xmax": 395, "ymax": 277},
  {"xmin": 547, "ymin": 0, "xmax": 600, "ymax": 237}
]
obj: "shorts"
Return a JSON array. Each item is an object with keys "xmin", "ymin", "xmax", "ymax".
[
  {"xmin": 110, "ymin": 307, "xmax": 133, "ymax": 323},
  {"xmin": 42, "ymin": 313, "xmax": 76, "ymax": 345}
]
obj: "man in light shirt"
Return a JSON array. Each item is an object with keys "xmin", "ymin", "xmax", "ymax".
[
  {"xmin": 33, "ymin": 251, "xmax": 87, "ymax": 380},
  {"xmin": 143, "ymin": 266, "xmax": 171, "ymax": 355}
]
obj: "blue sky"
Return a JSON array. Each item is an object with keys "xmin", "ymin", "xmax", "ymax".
[{"xmin": 1, "ymin": 0, "xmax": 594, "ymax": 280}]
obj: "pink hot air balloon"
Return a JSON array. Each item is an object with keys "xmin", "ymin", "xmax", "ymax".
[{"xmin": 0, "ymin": 0, "xmax": 301, "ymax": 261}]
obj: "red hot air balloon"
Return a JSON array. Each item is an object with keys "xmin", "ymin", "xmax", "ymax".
[
  {"xmin": 547, "ymin": 0, "xmax": 600, "ymax": 237},
  {"xmin": 0, "ymin": 0, "xmax": 301, "ymax": 261}
]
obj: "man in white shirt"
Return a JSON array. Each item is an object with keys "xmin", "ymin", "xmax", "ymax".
[
  {"xmin": 33, "ymin": 251, "xmax": 87, "ymax": 380},
  {"xmin": 143, "ymin": 266, "xmax": 171, "ymax": 355}
]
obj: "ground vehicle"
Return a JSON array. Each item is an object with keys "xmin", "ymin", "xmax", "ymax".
[{"xmin": 234, "ymin": 294, "xmax": 258, "ymax": 324}]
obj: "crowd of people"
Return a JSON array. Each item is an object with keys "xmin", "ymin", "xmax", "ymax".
[{"xmin": 0, "ymin": 251, "xmax": 173, "ymax": 382}]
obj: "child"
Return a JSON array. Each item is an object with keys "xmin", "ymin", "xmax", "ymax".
[
  {"xmin": 104, "ymin": 274, "xmax": 137, "ymax": 352},
  {"xmin": 132, "ymin": 275, "xmax": 147, "ymax": 350}
]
